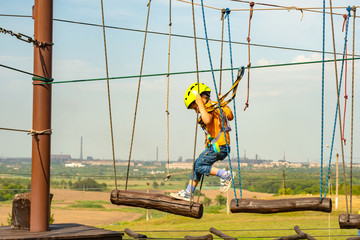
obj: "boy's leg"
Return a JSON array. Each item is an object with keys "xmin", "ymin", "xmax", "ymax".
[{"xmin": 186, "ymin": 179, "xmax": 199, "ymax": 193}]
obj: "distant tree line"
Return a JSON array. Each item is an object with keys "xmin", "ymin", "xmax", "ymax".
[{"xmin": 0, "ymin": 178, "xmax": 30, "ymax": 201}]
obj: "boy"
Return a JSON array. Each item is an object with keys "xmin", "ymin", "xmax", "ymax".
[{"xmin": 170, "ymin": 82, "xmax": 234, "ymax": 201}]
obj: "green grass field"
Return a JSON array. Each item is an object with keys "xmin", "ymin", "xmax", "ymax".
[{"xmin": 101, "ymin": 195, "xmax": 360, "ymax": 240}]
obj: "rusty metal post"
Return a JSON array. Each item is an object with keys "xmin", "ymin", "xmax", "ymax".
[{"xmin": 30, "ymin": 0, "xmax": 53, "ymax": 232}]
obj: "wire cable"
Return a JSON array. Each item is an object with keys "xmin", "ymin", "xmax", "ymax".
[{"xmin": 0, "ymin": 14, "xmax": 353, "ymax": 57}]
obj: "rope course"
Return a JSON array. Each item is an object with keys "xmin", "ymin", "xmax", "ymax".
[
  {"xmin": 1, "ymin": 0, "xmax": 359, "ymax": 231},
  {"xmin": 1, "ymin": 14, "xmax": 354, "ymax": 57}
]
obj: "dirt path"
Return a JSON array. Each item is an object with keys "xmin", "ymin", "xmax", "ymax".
[
  {"xmin": 0, "ymin": 188, "xmax": 272, "ymax": 226},
  {"xmin": 0, "ymin": 189, "xmax": 142, "ymax": 226}
]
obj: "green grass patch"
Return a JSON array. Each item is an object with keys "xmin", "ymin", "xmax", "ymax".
[
  {"xmin": 103, "ymin": 210, "xmax": 358, "ymax": 239},
  {"xmin": 67, "ymin": 202, "xmax": 105, "ymax": 209}
]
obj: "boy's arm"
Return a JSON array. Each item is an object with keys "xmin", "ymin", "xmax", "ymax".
[
  {"xmin": 195, "ymin": 94, "xmax": 213, "ymax": 125},
  {"xmin": 223, "ymin": 106, "xmax": 234, "ymax": 121}
]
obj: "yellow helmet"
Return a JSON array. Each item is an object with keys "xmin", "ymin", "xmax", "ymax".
[{"xmin": 184, "ymin": 82, "xmax": 211, "ymax": 109}]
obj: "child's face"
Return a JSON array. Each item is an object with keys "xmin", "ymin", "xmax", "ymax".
[{"xmin": 189, "ymin": 102, "xmax": 198, "ymax": 113}]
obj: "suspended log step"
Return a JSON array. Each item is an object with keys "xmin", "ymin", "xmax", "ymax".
[
  {"xmin": 339, "ymin": 214, "xmax": 360, "ymax": 229},
  {"xmin": 230, "ymin": 197, "xmax": 332, "ymax": 214},
  {"xmin": 111, "ymin": 189, "xmax": 203, "ymax": 219}
]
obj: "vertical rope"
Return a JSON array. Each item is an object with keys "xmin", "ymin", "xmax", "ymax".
[
  {"xmin": 320, "ymin": 0, "xmax": 325, "ymax": 200},
  {"xmin": 219, "ymin": 9, "xmax": 226, "ymax": 94},
  {"xmin": 125, "ymin": 0, "xmax": 152, "ymax": 190},
  {"xmin": 190, "ymin": 0, "xmax": 201, "ymax": 204},
  {"xmin": 225, "ymin": 8, "xmax": 242, "ymax": 198},
  {"xmin": 100, "ymin": 0, "xmax": 117, "ymax": 190},
  {"xmin": 327, "ymin": 0, "xmax": 349, "ymax": 216},
  {"xmin": 244, "ymin": 2, "xmax": 254, "ymax": 111},
  {"xmin": 341, "ymin": 13, "xmax": 349, "ymax": 145},
  {"xmin": 350, "ymin": 6, "xmax": 356, "ymax": 213},
  {"xmin": 324, "ymin": 5, "xmax": 350, "ymax": 199},
  {"xmin": 200, "ymin": 0, "xmax": 238, "ymax": 204},
  {"xmin": 165, "ymin": 0, "xmax": 172, "ymax": 182}
]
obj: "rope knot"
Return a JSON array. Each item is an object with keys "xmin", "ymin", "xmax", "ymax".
[
  {"xmin": 250, "ymin": 2, "xmax": 255, "ymax": 7},
  {"xmin": 287, "ymin": 6, "xmax": 297, "ymax": 12},
  {"xmin": 247, "ymin": 63, "xmax": 251, "ymax": 68},
  {"xmin": 28, "ymin": 129, "xmax": 52, "ymax": 136},
  {"xmin": 243, "ymin": 102, "xmax": 249, "ymax": 111},
  {"xmin": 344, "ymin": 95, "xmax": 348, "ymax": 100},
  {"xmin": 347, "ymin": 6, "xmax": 352, "ymax": 16},
  {"xmin": 224, "ymin": 8, "xmax": 231, "ymax": 19},
  {"xmin": 247, "ymin": 37, "xmax": 251, "ymax": 42},
  {"xmin": 342, "ymin": 14, "xmax": 348, "ymax": 32}
]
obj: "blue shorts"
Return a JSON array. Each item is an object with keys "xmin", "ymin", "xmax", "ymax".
[{"xmin": 190, "ymin": 145, "xmax": 230, "ymax": 181}]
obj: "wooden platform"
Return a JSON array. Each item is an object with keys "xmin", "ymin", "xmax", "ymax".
[{"xmin": 0, "ymin": 223, "xmax": 123, "ymax": 239}]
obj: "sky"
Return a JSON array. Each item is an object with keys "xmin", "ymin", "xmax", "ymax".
[{"xmin": 0, "ymin": 0, "xmax": 360, "ymax": 163}]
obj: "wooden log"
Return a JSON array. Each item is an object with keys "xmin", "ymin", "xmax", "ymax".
[
  {"xmin": 339, "ymin": 214, "xmax": 360, "ymax": 229},
  {"xmin": 124, "ymin": 228, "xmax": 147, "ymax": 239},
  {"xmin": 209, "ymin": 227, "xmax": 237, "ymax": 240},
  {"xmin": 111, "ymin": 189, "xmax": 203, "ymax": 219},
  {"xmin": 11, "ymin": 192, "xmax": 53, "ymax": 230},
  {"xmin": 274, "ymin": 225, "xmax": 316, "ymax": 240},
  {"xmin": 293, "ymin": 225, "xmax": 316, "ymax": 240},
  {"xmin": 230, "ymin": 198, "xmax": 331, "ymax": 214},
  {"xmin": 184, "ymin": 234, "xmax": 213, "ymax": 240}
]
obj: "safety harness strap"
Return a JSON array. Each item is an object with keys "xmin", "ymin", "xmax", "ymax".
[{"xmin": 202, "ymin": 111, "xmax": 231, "ymax": 153}]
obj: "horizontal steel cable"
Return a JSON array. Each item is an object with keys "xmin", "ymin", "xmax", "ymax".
[
  {"xmin": 0, "ymin": 14, "xmax": 353, "ymax": 57},
  {"xmin": 44, "ymin": 57, "xmax": 360, "ymax": 84}
]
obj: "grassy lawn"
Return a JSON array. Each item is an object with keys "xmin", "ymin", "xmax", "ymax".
[
  {"xmin": 103, "ymin": 210, "xmax": 358, "ymax": 239},
  {"xmin": 102, "ymin": 196, "xmax": 360, "ymax": 239}
]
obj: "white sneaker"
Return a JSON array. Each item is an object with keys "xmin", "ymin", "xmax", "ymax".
[
  {"xmin": 220, "ymin": 171, "xmax": 236, "ymax": 193},
  {"xmin": 170, "ymin": 190, "xmax": 191, "ymax": 201}
]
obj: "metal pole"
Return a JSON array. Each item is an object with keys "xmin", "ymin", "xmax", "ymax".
[
  {"xmin": 146, "ymin": 182, "xmax": 149, "ymax": 221},
  {"xmin": 336, "ymin": 153, "xmax": 339, "ymax": 210},
  {"xmin": 282, "ymin": 170, "xmax": 285, "ymax": 196},
  {"xmin": 30, "ymin": 0, "xmax": 53, "ymax": 232}
]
